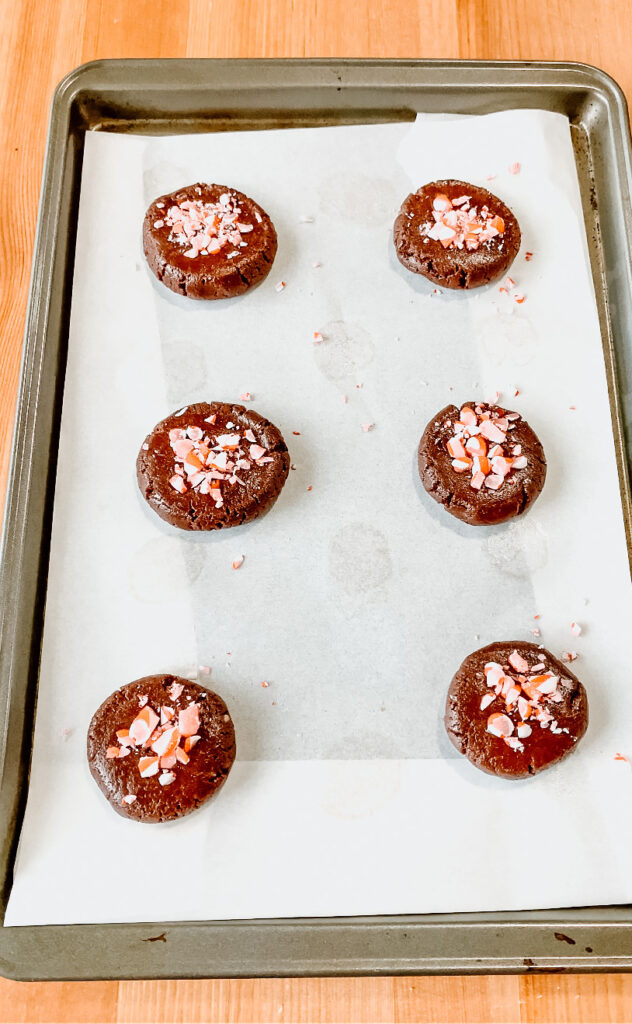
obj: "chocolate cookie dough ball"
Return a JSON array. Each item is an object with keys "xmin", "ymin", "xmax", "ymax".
[
  {"xmin": 445, "ymin": 642, "xmax": 588, "ymax": 779},
  {"xmin": 143, "ymin": 183, "xmax": 277, "ymax": 299},
  {"xmin": 87, "ymin": 675, "xmax": 236, "ymax": 822},
  {"xmin": 393, "ymin": 179, "xmax": 520, "ymax": 289},
  {"xmin": 418, "ymin": 401, "xmax": 546, "ymax": 526},
  {"xmin": 137, "ymin": 402, "xmax": 290, "ymax": 532}
]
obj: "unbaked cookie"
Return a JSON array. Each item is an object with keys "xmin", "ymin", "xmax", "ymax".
[
  {"xmin": 418, "ymin": 401, "xmax": 546, "ymax": 526},
  {"xmin": 393, "ymin": 179, "xmax": 520, "ymax": 289},
  {"xmin": 87, "ymin": 675, "xmax": 236, "ymax": 822},
  {"xmin": 444, "ymin": 641, "xmax": 588, "ymax": 778},
  {"xmin": 143, "ymin": 183, "xmax": 277, "ymax": 299},
  {"xmin": 137, "ymin": 402, "xmax": 290, "ymax": 532}
]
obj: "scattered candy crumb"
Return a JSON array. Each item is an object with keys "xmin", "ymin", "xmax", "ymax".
[
  {"xmin": 525, "ymin": 251, "xmax": 534, "ymax": 261},
  {"xmin": 307, "ymin": 485, "xmax": 312, "ymax": 491},
  {"xmin": 532, "ymin": 628, "xmax": 541, "ymax": 637},
  {"xmin": 312, "ymin": 261, "xmax": 322, "ymax": 268},
  {"xmin": 232, "ymin": 556, "xmax": 245, "ymax": 570},
  {"xmin": 571, "ymin": 622, "xmax": 582, "ymax": 637},
  {"xmin": 508, "ymin": 162, "xmax": 521, "ymax": 175},
  {"xmin": 239, "ymin": 392, "xmax": 252, "ymax": 401},
  {"xmin": 274, "ymin": 281, "xmax": 286, "ymax": 292},
  {"xmin": 261, "ymin": 680, "xmax": 270, "ymax": 688},
  {"xmin": 615, "ymin": 752, "xmax": 629, "ymax": 762},
  {"xmin": 299, "ymin": 214, "xmax": 314, "ymax": 223},
  {"xmin": 341, "ymin": 395, "xmax": 348, "ymax": 404},
  {"xmin": 361, "ymin": 422, "xmax": 374, "ymax": 432},
  {"xmin": 313, "ymin": 331, "xmax": 323, "ymax": 344},
  {"xmin": 562, "ymin": 651, "xmax": 578, "ymax": 662},
  {"xmin": 292, "ymin": 431, "xmax": 301, "ymax": 436}
]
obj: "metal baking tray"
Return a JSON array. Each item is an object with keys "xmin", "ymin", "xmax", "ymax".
[{"xmin": 2, "ymin": 58, "xmax": 632, "ymax": 980}]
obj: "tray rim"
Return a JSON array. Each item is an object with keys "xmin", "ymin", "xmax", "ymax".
[{"xmin": 2, "ymin": 56, "xmax": 632, "ymax": 980}]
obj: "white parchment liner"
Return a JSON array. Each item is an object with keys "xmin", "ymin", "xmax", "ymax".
[{"xmin": 6, "ymin": 112, "xmax": 632, "ymax": 925}]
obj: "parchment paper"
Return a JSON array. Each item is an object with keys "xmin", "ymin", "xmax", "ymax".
[{"xmin": 7, "ymin": 111, "xmax": 632, "ymax": 926}]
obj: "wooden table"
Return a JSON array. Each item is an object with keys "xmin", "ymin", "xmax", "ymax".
[{"xmin": 2, "ymin": 1, "xmax": 632, "ymax": 1020}]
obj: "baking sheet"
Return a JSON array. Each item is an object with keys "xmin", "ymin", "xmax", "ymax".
[{"xmin": 6, "ymin": 110, "xmax": 632, "ymax": 926}]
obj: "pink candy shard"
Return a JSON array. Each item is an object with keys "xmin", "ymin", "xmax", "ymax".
[
  {"xmin": 480, "ymin": 693, "xmax": 495, "ymax": 711},
  {"xmin": 175, "ymin": 746, "xmax": 190, "ymax": 765},
  {"xmin": 249, "ymin": 444, "xmax": 266, "ymax": 460},
  {"xmin": 178, "ymin": 703, "xmax": 200, "ymax": 738},
  {"xmin": 170, "ymin": 475, "xmax": 187, "ymax": 494},
  {"xmin": 508, "ymin": 650, "xmax": 530, "ymax": 674},
  {"xmin": 479, "ymin": 420, "xmax": 506, "ymax": 443},
  {"xmin": 172, "ymin": 438, "xmax": 194, "ymax": 459},
  {"xmin": 139, "ymin": 756, "xmax": 159, "ymax": 778},
  {"xmin": 159, "ymin": 772, "xmax": 176, "ymax": 786},
  {"xmin": 487, "ymin": 713, "xmax": 514, "ymax": 738},
  {"xmin": 151, "ymin": 725, "xmax": 180, "ymax": 757},
  {"xmin": 536, "ymin": 675, "xmax": 559, "ymax": 695},
  {"xmin": 517, "ymin": 696, "xmax": 531, "ymax": 720},
  {"xmin": 484, "ymin": 662, "xmax": 505, "ymax": 690},
  {"xmin": 128, "ymin": 706, "xmax": 160, "ymax": 746}
]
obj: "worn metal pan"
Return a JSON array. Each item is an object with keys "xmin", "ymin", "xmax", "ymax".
[{"xmin": 1, "ymin": 59, "xmax": 632, "ymax": 979}]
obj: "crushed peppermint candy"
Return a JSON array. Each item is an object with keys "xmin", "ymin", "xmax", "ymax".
[
  {"xmin": 508, "ymin": 162, "xmax": 521, "ymax": 175},
  {"xmin": 107, "ymin": 695, "xmax": 202, "ymax": 782},
  {"xmin": 421, "ymin": 193, "xmax": 505, "ymax": 251},
  {"xmin": 232, "ymin": 555, "xmax": 245, "ymax": 570},
  {"xmin": 274, "ymin": 280, "xmax": 286, "ymax": 292},
  {"xmin": 445, "ymin": 403, "xmax": 527, "ymax": 492},
  {"xmin": 162, "ymin": 192, "xmax": 253, "ymax": 260},
  {"xmin": 166, "ymin": 419, "xmax": 274, "ymax": 505},
  {"xmin": 482, "ymin": 650, "xmax": 574, "ymax": 754},
  {"xmin": 571, "ymin": 621, "xmax": 582, "ymax": 637}
]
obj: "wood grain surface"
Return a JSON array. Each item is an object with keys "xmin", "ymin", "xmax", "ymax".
[{"xmin": 2, "ymin": 0, "xmax": 632, "ymax": 1020}]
